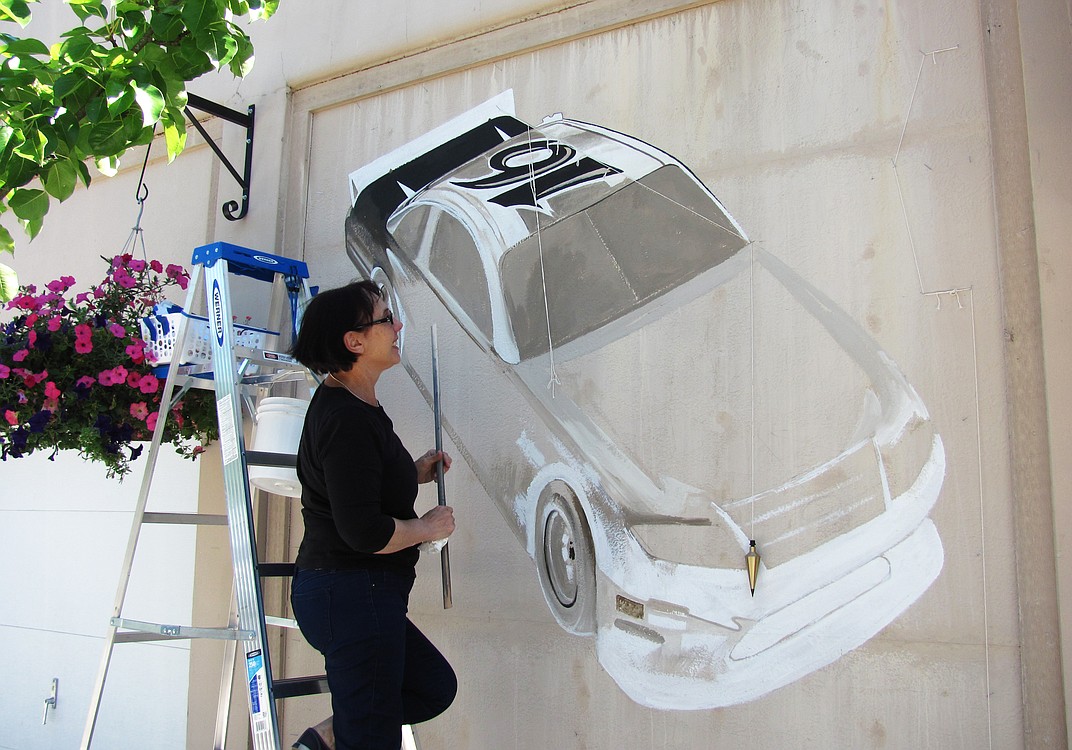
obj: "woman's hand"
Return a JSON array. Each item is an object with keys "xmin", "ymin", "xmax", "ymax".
[
  {"xmin": 377, "ymin": 505, "xmax": 456, "ymax": 554},
  {"xmin": 415, "ymin": 449, "xmax": 452, "ymax": 484},
  {"xmin": 419, "ymin": 504, "xmax": 455, "ymax": 542}
]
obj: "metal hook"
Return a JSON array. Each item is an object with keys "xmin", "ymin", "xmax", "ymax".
[
  {"xmin": 132, "ymin": 194, "xmax": 147, "ymax": 234},
  {"xmin": 133, "ymin": 132, "xmax": 152, "ymax": 206}
]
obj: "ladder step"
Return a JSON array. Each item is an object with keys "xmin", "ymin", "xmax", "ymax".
[
  {"xmin": 143, "ymin": 512, "xmax": 228, "ymax": 526},
  {"xmin": 259, "ymin": 562, "xmax": 297, "ymax": 577},
  {"xmin": 272, "ymin": 675, "xmax": 329, "ymax": 699},
  {"xmin": 111, "ymin": 617, "xmax": 253, "ymax": 641},
  {"xmin": 237, "ymin": 347, "xmax": 307, "ymax": 369},
  {"xmin": 264, "ymin": 615, "xmax": 300, "ymax": 629},
  {"xmin": 245, "ymin": 451, "xmax": 297, "ymax": 468}
]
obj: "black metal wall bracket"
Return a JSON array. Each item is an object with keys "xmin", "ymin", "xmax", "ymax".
[{"xmin": 185, "ymin": 93, "xmax": 255, "ymax": 221}]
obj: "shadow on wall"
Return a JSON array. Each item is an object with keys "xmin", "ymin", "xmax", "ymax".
[{"xmin": 343, "ymin": 91, "xmax": 945, "ymax": 710}]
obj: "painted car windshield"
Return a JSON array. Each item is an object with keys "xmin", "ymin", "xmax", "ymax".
[{"xmin": 501, "ymin": 163, "xmax": 747, "ymax": 361}]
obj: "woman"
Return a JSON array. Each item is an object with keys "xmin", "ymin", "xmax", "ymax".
[{"xmin": 289, "ymin": 280, "xmax": 457, "ymax": 750}]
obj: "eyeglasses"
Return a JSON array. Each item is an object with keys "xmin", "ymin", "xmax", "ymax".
[{"xmin": 350, "ymin": 310, "xmax": 394, "ymax": 330}]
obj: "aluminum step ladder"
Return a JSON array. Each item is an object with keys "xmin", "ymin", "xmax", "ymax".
[{"xmin": 81, "ymin": 242, "xmax": 326, "ymax": 750}]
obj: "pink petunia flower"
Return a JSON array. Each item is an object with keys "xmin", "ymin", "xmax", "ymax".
[
  {"xmin": 138, "ymin": 374, "xmax": 159, "ymax": 394},
  {"xmin": 75, "ymin": 338, "xmax": 93, "ymax": 354},
  {"xmin": 128, "ymin": 259, "xmax": 146, "ymax": 272},
  {"xmin": 146, "ymin": 412, "xmax": 158, "ymax": 431},
  {"xmin": 98, "ymin": 370, "xmax": 116, "ymax": 386},
  {"xmin": 166, "ymin": 264, "xmax": 189, "ymax": 290},
  {"xmin": 126, "ymin": 342, "xmax": 145, "ymax": 364},
  {"xmin": 150, "ymin": 260, "xmax": 163, "ymax": 273},
  {"xmin": 21, "ymin": 370, "xmax": 47, "ymax": 387},
  {"xmin": 107, "ymin": 322, "xmax": 126, "ymax": 338},
  {"xmin": 0, "ymin": 364, "xmax": 9, "ymax": 378},
  {"xmin": 44, "ymin": 382, "xmax": 61, "ymax": 399},
  {"xmin": 47, "ymin": 316, "xmax": 63, "ymax": 332},
  {"xmin": 130, "ymin": 402, "xmax": 149, "ymax": 420},
  {"xmin": 114, "ymin": 270, "xmax": 136, "ymax": 289},
  {"xmin": 3, "ymin": 410, "xmax": 18, "ymax": 426},
  {"xmin": 76, "ymin": 375, "xmax": 96, "ymax": 388},
  {"xmin": 12, "ymin": 349, "xmax": 28, "ymax": 362},
  {"xmin": 27, "ymin": 330, "xmax": 37, "ymax": 347},
  {"xmin": 75, "ymin": 323, "xmax": 93, "ymax": 340},
  {"xmin": 110, "ymin": 365, "xmax": 128, "ymax": 382}
]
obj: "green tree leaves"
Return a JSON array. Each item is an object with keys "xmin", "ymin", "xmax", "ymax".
[{"xmin": 0, "ymin": 0, "xmax": 279, "ymax": 253}]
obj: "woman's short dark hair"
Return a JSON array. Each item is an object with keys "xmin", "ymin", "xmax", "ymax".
[{"xmin": 291, "ymin": 280, "xmax": 381, "ymax": 374}]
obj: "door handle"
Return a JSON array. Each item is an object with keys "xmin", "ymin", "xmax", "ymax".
[{"xmin": 42, "ymin": 678, "xmax": 58, "ymax": 725}]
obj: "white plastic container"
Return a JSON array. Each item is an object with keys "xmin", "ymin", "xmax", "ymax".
[
  {"xmin": 249, "ymin": 397, "xmax": 309, "ymax": 497},
  {"xmin": 140, "ymin": 305, "xmax": 273, "ymax": 366}
]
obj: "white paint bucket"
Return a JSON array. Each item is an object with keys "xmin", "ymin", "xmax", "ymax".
[{"xmin": 249, "ymin": 397, "xmax": 308, "ymax": 497}]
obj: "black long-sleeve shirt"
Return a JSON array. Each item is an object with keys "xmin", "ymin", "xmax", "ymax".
[{"xmin": 294, "ymin": 385, "xmax": 419, "ymax": 573}]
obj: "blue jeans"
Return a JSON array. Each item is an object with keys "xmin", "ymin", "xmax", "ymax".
[{"xmin": 291, "ymin": 567, "xmax": 457, "ymax": 750}]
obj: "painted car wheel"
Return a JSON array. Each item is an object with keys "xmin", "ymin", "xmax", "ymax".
[{"xmin": 535, "ymin": 482, "xmax": 597, "ymax": 635}]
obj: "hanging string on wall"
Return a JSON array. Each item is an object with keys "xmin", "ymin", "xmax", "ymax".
[
  {"xmin": 747, "ymin": 241, "xmax": 761, "ymax": 595},
  {"xmin": 526, "ymin": 126, "xmax": 561, "ymax": 398}
]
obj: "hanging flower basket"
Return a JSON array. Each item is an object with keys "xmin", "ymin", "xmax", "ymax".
[{"xmin": 0, "ymin": 254, "xmax": 219, "ymax": 479}]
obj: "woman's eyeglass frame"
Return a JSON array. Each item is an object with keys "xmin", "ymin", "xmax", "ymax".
[{"xmin": 349, "ymin": 309, "xmax": 394, "ymax": 331}]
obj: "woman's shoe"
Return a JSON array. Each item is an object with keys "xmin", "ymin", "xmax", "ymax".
[{"xmin": 293, "ymin": 727, "xmax": 328, "ymax": 750}]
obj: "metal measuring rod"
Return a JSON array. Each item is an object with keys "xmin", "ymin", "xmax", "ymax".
[{"xmin": 431, "ymin": 325, "xmax": 453, "ymax": 609}]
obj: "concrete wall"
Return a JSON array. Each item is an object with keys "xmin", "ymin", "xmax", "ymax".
[
  {"xmin": 2, "ymin": 1, "xmax": 1068, "ymax": 748},
  {"xmin": 0, "ymin": 447, "xmax": 199, "ymax": 749}
]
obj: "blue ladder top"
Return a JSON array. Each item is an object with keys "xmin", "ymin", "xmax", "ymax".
[{"xmin": 192, "ymin": 242, "xmax": 309, "ymax": 283}]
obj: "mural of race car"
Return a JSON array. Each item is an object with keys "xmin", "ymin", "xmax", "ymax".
[{"xmin": 345, "ymin": 91, "xmax": 945, "ymax": 710}]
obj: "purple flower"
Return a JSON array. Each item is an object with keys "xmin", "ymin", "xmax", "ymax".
[{"xmin": 27, "ymin": 410, "xmax": 51, "ymax": 433}]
